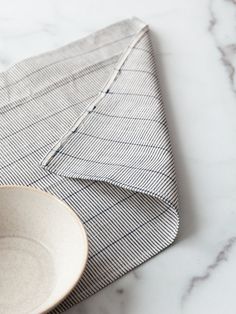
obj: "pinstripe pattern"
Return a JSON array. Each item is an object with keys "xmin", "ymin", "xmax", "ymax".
[{"xmin": 0, "ymin": 18, "xmax": 179, "ymax": 313}]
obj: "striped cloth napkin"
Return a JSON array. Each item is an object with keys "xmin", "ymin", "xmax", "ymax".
[{"xmin": 0, "ymin": 17, "xmax": 179, "ymax": 313}]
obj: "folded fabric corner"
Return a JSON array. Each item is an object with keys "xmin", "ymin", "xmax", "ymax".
[{"xmin": 40, "ymin": 18, "xmax": 178, "ymax": 210}]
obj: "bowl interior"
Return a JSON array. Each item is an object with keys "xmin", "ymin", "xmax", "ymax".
[{"xmin": 0, "ymin": 186, "xmax": 88, "ymax": 314}]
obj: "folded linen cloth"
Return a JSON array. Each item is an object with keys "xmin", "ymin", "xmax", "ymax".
[{"xmin": 0, "ymin": 17, "xmax": 179, "ymax": 313}]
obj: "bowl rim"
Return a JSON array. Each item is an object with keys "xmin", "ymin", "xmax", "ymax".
[{"xmin": 0, "ymin": 184, "xmax": 89, "ymax": 314}]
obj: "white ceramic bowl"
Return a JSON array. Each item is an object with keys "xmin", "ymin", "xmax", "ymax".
[{"xmin": 0, "ymin": 185, "xmax": 88, "ymax": 314}]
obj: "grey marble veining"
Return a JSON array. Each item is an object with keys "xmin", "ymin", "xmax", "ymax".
[
  {"xmin": 208, "ymin": 0, "xmax": 236, "ymax": 95},
  {"xmin": 182, "ymin": 237, "xmax": 236, "ymax": 305}
]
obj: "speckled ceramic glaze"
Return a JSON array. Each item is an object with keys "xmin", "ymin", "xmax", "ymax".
[{"xmin": 0, "ymin": 185, "xmax": 88, "ymax": 314}]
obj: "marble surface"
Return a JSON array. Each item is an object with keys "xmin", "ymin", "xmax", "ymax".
[{"xmin": 0, "ymin": 0, "xmax": 235, "ymax": 313}]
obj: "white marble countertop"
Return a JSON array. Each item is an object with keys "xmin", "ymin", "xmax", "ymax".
[{"xmin": 1, "ymin": 0, "xmax": 235, "ymax": 313}]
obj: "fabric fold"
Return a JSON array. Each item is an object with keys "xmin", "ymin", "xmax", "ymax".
[
  {"xmin": 0, "ymin": 17, "xmax": 179, "ymax": 313},
  {"xmin": 40, "ymin": 18, "xmax": 178, "ymax": 209}
]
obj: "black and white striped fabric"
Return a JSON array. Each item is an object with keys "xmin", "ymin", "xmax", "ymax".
[{"xmin": 0, "ymin": 17, "xmax": 179, "ymax": 313}]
